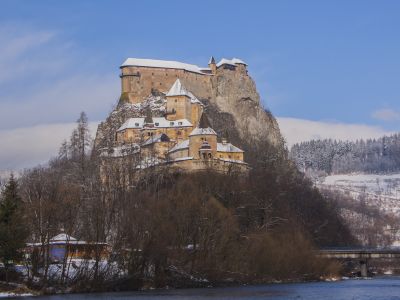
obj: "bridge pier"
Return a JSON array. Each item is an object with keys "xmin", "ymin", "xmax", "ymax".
[{"xmin": 360, "ymin": 259, "xmax": 368, "ymax": 277}]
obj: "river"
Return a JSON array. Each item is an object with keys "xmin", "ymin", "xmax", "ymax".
[{"xmin": 25, "ymin": 277, "xmax": 400, "ymax": 300}]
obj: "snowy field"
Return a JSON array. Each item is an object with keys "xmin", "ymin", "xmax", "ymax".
[{"xmin": 319, "ymin": 173, "xmax": 400, "ymax": 214}]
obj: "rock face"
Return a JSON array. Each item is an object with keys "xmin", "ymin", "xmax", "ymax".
[{"xmin": 94, "ymin": 58, "xmax": 283, "ymax": 152}]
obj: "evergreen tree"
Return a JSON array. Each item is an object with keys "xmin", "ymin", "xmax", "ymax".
[{"xmin": 0, "ymin": 175, "xmax": 28, "ymax": 282}]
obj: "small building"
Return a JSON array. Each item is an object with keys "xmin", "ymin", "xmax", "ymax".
[{"xmin": 26, "ymin": 233, "xmax": 109, "ymax": 262}]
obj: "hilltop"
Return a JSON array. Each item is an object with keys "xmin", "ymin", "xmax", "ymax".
[{"xmin": 94, "ymin": 57, "xmax": 283, "ymax": 157}]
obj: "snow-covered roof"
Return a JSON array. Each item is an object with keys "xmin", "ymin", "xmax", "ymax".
[
  {"xmin": 121, "ymin": 58, "xmax": 210, "ymax": 75},
  {"xmin": 166, "ymin": 79, "xmax": 203, "ymax": 105},
  {"xmin": 166, "ymin": 79, "xmax": 191, "ymax": 97},
  {"xmin": 216, "ymin": 58, "xmax": 247, "ymax": 68},
  {"xmin": 217, "ymin": 158, "xmax": 248, "ymax": 165},
  {"xmin": 217, "ymin": 142, "xmax": 244, "ymax": 153},
  {"xmin": 51, "ymin": 233, "xmax": 77, "ymax": 242},
  {"xmin": 142, "ymin": 133, "xmax": 169, "ymax": 146},
  {"xmin": 117, "ymin": 117, "xmax": 192, "ymax": 131},
  {"xmin": 171, "ymin": 156, "xmax": 193, "ymax": 162},
  {"xmin": 169, "ymin": 139, "xmax": 190, "ymax": 153},
  {"xmin": 189, "ymin": 127, "xmax": 217, "ymax": 136},
  {"xmin": 99, "ymin": 144, "xmax": 140, "ymax": 158}
]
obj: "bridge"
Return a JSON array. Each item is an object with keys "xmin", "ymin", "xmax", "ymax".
[{"xmin": 318, "ymin": 247, "xmax": 400, "ymax": 277}]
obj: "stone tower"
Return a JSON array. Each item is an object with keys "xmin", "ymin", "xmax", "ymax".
[{"xmin": 208, "ymin": 56, "xmax": 216, "ymax": 74}]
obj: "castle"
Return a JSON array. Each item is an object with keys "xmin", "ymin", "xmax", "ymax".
[{"xmin": 100, "ymin": 57, "xmax": 249, "ymax": 173}]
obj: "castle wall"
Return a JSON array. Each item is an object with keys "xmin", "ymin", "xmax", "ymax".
[
  {"xmin": 190, "ymin": 103, "xmax": 203, "ymax": 126},
  {"xmin": 168, "ymin": 148, "xmax": 189, "ymax": 160},
  {"xmin": 167, "ymin": 158, "xmax": 249, "ymax": 174},
  {"xmin": 217, "ymin": 151, "xmax": 244, "ymax": 161},
  {"xmin": 121, "ymin": 66, "xmax": 213, "ymax": 103}
]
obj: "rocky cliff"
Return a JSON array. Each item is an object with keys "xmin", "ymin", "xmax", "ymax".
[{"xmin": 94, "ymin": 62, "xmax": 283, "ymax": 154}]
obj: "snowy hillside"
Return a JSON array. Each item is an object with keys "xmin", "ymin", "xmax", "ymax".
[
  {"xmin": 318, "ymin": 173, "xmax": 400, "ymax": 246},
  {"xmin": 319, "ymin": 173, "xmax": 400, "ymax": 215}
]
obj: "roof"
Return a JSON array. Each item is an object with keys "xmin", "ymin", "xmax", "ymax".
[
  {"xmin": 142, "ymin": 133, "xmax": 170, "ymax": 146},
  {"xmin": 117, "ymin": 117, "xmax": 192, "ymax": 131},
  {"xmin": 51, "ymin": 233, "xmax": 77, "ymax": 242},
  {"xmin": 166, "ymin": 79, "xmax": 203, "ymax": 105},
  {"xmin": 121, "ymin": 58, "xmax": 210, "ymax": 75},
  {"xmin": 217, "ymin": 142, "xmax": 244, "ymax": 153},
  {"xmin": 198, "ymin": 113, "xmax": 212, "ymax": 128},
  {"xmin": 189, "ymin": 127, "xmax": 217, "ymax": 136},
  {"xmin": 216, "ymin": 58, "xmax": 247, "ymax": 68},
  {"xmin": 168, "ymin": 139, "xmax": 190, "ymax": 152},
  {"xmin": 166, "ymin": 79, "xmax": 191, "ymax": 97},
  {"xmin": 27, "ymin": 233, "xmax": 108, "ymax": 246}
]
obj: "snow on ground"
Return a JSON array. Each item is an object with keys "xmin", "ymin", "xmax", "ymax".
[
  {"xmin": 318, "ymin": 173, "xmax": 400, "ymax": 246},
  {"xmin": 320, "ymin": 173, "xmax": 400, "ymax": 214},
  {"xmin": 0, "ymin": 292, "xmax": 33, "ymax": 298}
]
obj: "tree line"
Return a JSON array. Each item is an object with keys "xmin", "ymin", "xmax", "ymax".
[
  {"xmin": 0, "ymin": 112, "xmax": 354, "ymax": 292},
  {"xmin": 290, "ymin": 134, "xmax": 400, "ymax": 175}
]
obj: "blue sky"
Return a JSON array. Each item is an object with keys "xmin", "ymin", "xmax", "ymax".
[{"xmin": 0, "ymin": 0, "xmax": 399, "ymax": 169}]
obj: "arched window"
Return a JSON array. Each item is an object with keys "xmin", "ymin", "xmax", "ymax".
[{"xmin": 208, "ymin": 153, "xmax": 212, "ymax": 158}]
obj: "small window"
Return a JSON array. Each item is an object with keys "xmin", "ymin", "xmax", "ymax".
[
  {"xmin": 178, "ymin": 121, "xmax": 183, "ymax": 125},
  {"xmin": 177, "ymin": 131, "xmax": 182, "ymax": 136},
  {"xmin": 135, "ymin": 123, "xmax": 139, "ymax": 127},
  {"xmin": 170, "ymin": 122, "xmax": 174, "ymax": 126},
  {"xmin": 160, "ymin": 83, "xmax": 162, "ymax": 86},
  {"xmin": 155, "ymin": 122, "xmax": 159, "ymax": 126},
  {"xmin": 175, "ymin": 99, "xmax": 177, "ymax": 103}
]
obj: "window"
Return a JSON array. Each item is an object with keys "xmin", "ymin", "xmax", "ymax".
[
  {"xmin": 170, "ymin": 122, "xmax": 174, "ymax": 126},
  {"xmin": 175, "ymin": 99, "xmax": 177, "ymax": 103},
  {"xmin": 177, "ymin": 131, "xmax": 181, "ymax": 136},
  {"xmin": 203, "ymin": 153, "xmax": 207, "ymax": 159},
  {"xmin": 178, "ymin": 121, "xmax": 183, "ymax": 125},
  {"xmin": 135, "ymin": 123, "xmax": 139, "ymax": 127},
  {"xmin": 208, "ymin": 153, "xmax": 212, "ymax": 158},
  {"xmin": 155, "ymin": 122, "xmax": 159, "ymax": 126}
]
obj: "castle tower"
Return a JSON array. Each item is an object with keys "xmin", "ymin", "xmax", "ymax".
[
  {"xmin": 165, "ymin": 79, "xmax": 191, "ymax": 121},
  {"xmin": 189, "ymin": 113, "xmax": 217, "ymax": 159},
  {"xmin": 208, "ymin": 56, "xmax": 216, "ymax": 74}
]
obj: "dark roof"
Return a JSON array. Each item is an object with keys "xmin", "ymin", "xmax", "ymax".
[{"xmin": 198, "ymin": 113, "xmax": 212, "ymax": 129}]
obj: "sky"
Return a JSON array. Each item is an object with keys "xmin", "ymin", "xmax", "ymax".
[{"xmin": 0, "ymin": 0, "xmax": 400, "ymax": 170}]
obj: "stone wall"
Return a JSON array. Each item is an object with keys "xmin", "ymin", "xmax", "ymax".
[{"xmin": 121, "ymin": 66, "xmax": 212, "ymax": 103}]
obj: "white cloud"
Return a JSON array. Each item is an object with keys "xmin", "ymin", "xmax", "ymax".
[
  {"xmin": 0, "ymin": 74, "xmax": 118, "ymax": 129},
  {"xmin": 371, "ymin": 108, "xmax": 400, "ymax": 122},
  {"xmin": 0, "ymin": 122, "xmax": 99, "ymax": 171},
  {"xmin": 277, "ymin": 117, "xmax": 393, "ymax": 148}
]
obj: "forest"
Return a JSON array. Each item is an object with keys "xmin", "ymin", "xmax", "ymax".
[
  {"xmin": 290, "ymin": 134, "xmax": 400, "ymax": 175},
  {"xmin": 0, "ymin": 113, "xmax": 355, "ymax": 293}
]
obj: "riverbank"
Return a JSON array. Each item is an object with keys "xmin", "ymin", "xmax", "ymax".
[{"xmin": 7, "ymin": 276, "xmax": 400, "ymax": 299}]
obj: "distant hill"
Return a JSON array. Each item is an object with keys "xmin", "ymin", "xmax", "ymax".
[{"xmin": 290, "ymin": 133, "xmax": 400, "ymax": 175}]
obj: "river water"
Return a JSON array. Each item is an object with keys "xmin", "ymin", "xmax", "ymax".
[{"xmin": 25, "ymin": 277, "xmax": 400, "ymax": 300}]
